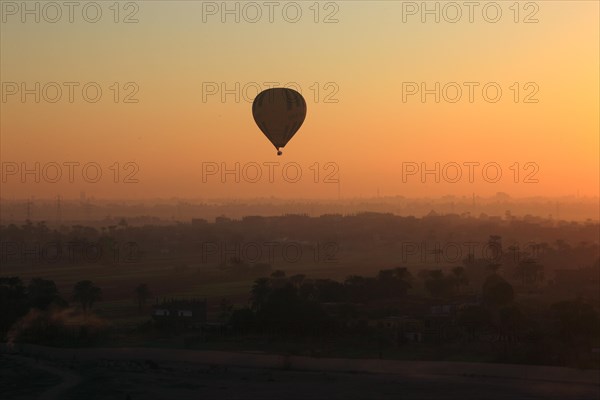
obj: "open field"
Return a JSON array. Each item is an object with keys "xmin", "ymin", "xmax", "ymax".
[
  {"xmin": 2, "ymin": 345, "xmax": 599, "ymax": 400},
  {"xmin": 0, "ymin": 255, "xmax": 389, "ymax": 322}
]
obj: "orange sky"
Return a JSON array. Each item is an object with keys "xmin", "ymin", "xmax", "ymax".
[{"xmin": 1, "ymin": 1, "xmax": 598, "ymax": 200}]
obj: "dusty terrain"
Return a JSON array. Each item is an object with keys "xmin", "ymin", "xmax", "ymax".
[{"xmin": 2, "ymin": 346, "xmax": 598, "ymax": 400}]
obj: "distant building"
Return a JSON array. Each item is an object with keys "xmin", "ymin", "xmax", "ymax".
[
  {"xmin": 152, "ymin": 299, "xmax": 207, "ymax": 329},
  {"xmin": 370, "ymin": 316, "xmax": 425, "ymax": 344}
]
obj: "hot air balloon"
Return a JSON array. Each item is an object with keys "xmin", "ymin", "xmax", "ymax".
[{"xmin": 252, "ymin": 88, "xmax": 307, "ymax": 156}]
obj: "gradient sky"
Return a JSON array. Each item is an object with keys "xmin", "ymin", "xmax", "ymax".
[{"xmin": 1, "ymin": 1, "xmax": 598, "ymax": 200}]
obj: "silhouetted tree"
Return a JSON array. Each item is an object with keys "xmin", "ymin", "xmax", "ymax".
[
  {"xmin": 250, "ymin": 278, "xmax": 270, "ymax": 311},
  {"xmin": 423, "ymin": 270, "xmax": 454, "ymax": 298},
  {"xmin": 256, "ymin": 283, "xmax": 329, "ymax": 335},
  {"xmin": 488, "ymin": 235, "xmax": 503, "ymax": 261},
  {"xmin": 377, "ymin": 268, "xmax": 412, "ymax": 298},
  {"xmin": 392, "ymin": 267, "xmax": 412, "ymax": 282},
  {"xmin": 551, "ymin": 300, "xmax": 599, "ymax": 346},
  {"xmin": 497, "ymin": 304, "xmax": 523, "ymax": 340},
  {"xmin": 514, "ymin": 258, "xmax": 544, "ymax": 287},
  {"xmin": 73, "ymin": 280, "xmax": 102, "ymax": 312},
  {"xmin": 270, "ymin": 270, "xmax": 286, "ymax": 278},
  {"xmin": 118, "ymin": 218, "xmax": 128, "ymax": 229},
  {"xmin": 482, "ymin": 274, "xmax": 514, "ymax": 308},
  {"xmin": 134, "ymin": 283, "xmax": 151, "ymax": 314},
  {"xmin": 344, "ymin": 275, "xmax": 375, "ymax": 302},
  {"xmin": 0, "ymin": 277, "xmax": 28, "ymax": 333},
  {"xmin": 219, "ymin": 298, "xmax": 233, "ymax": 323},
  {"xmin": 458, "ymin": 305, "xmax": 490, "ymax": 340},
  {"xmin": 451, "ymin": 266, "xmax": 469, "ymax": 293},
  {"xmin": 230, "ymin": 307, "xmax": 255, "ymax": 333},
  {"xmin": 314, "ymin": 279, "xmax": 345, "ymax": 302},
  {"xmin": 28, "ymin": 278, "xmax": 66, "ymax": 310},
  {"xmin": 289, "ymin": 274, "xmax": 306, "ymax": 287}
]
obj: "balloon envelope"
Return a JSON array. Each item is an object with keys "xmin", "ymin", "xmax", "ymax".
[{"xmin": 252, "ymin": 88, "xmax": 307, "ymax": 155}]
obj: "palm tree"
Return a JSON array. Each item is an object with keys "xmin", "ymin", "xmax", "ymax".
[
  {"xmin": 424, "ymin": 270, "xmax": 453, "ymax": 298},
  {"xmin": 250, "ymin": 278, "xmax": 270, "ymax": 311},
  {"xmin": 392, "ymin": 267, "xmax": 412, "ymax": 282},
  {"xmin": 134, "ymin": 283, "xmax": 151, "ymax": 314},
  {"xmin": 270, "ymin": 270, "xmax": 286, "ymax": 278},
  {"xmin": 377, "ymin": 269, "xmax": 395, "ymax": 281},
  {"xmin": 514, "ymin": 259, "xmax": 544, "ymax": 288},
  {"xmin": 482, "ymin": 274, "xmax": 514, "ymax": 308},
  {"xmin": 28, "ymin": 278, "xmax": 63, "ymax": 310},
  {"xmin": 487, "ymin": 235, "xmax": 502, "ymax": 263},
  {"xmin": 451, "ymin": 266, "xmax": 469, "ymax": 293},
  {"xmin": 289, "ymin": 274, "xmax": 306, "ymax": 288},
  {"xmin": 219, "ymin": 298, "xmax": 233, "ymax": 323},
  {"xmin": 506, "ymin": 244, "xmax": 520, "ymax": 265},
  {"xmin": 269, "ymin": 270, "xmax": 287, "ymax": 289},
  {"xmin": 73, "ymin": 280, "xmax": 102, "ymax": 312}
]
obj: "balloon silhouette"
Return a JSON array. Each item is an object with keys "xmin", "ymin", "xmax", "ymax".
[{"xmin": 252, "ymin": 88, "xmax": 307, "ymax": 156}]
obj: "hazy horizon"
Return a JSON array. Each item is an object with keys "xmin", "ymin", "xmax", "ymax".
[
  {"xmin": 2, "ymin": 1, "xmax": 599, "ymax": 200},
  {"xmin": 1, "ymin": 193, "xmax": 598, "ymax": 225}
]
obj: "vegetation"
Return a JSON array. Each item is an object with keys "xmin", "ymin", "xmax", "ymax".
[{"xmin": 1, "ymin": 215, "xmax": 598, "ymax": 368}]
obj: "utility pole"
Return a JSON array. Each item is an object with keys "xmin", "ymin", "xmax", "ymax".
[
  {"xmin": 56, "ymin": 195, "xmax": 62, "ymax": 225},
  {"xmin": 26, "ymin": 198, "xmax": 32, "ymax": 221}
]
